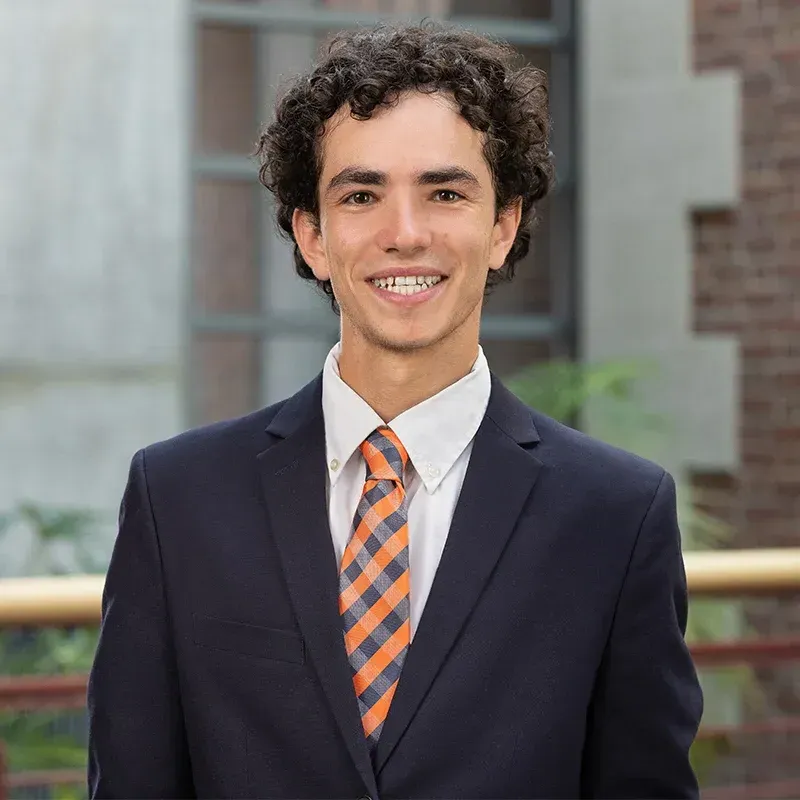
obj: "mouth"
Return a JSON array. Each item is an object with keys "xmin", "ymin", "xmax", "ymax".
[{"xmin": 369, "ymin": 274, "xmax": 445, "ymax": 297}]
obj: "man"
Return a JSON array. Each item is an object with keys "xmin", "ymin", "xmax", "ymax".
[{"xmin": 88, "ymin": 23, "xmax": 703, "ymax": 799}]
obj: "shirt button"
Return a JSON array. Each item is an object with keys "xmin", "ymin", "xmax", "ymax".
[
  {"xmin": 330, "ymin": 458, "xmax": 340, "ymax": 472},
  {"xmin": 426, "ymin": 464, "xmax": 440, "ymax": 478}
]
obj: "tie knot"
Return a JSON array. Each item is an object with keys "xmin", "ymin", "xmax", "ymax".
[{"xmin": 360, "ymin": 427, "xmax": 409, "ymax": 483}]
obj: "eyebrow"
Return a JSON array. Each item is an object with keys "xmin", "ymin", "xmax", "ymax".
[{"xmin": 325, "ymin": 165, "xmax": 482, "ymax": 195}]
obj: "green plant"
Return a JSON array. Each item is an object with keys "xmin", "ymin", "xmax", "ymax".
[
  {"xmin": 507, "ymin": 358, "xmax": 751, "ymax": 783},
  {"xmin": 0, "ymin": 504, "xmax": 108, "ymax": 578},
  {"xmin": 507, "ymin": 358, "xmax": 726, "ymax": 549},
  {"xmin": 0, "ymin": 504, "xmax": 106, "ymax": 799}
]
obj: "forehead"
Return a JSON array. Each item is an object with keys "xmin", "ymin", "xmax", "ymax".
[{"xmin": 318, "ymin": 91, "xmax": 490, "ymax": 180}]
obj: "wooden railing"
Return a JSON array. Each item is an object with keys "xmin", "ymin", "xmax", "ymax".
[
  {"xmin": 1, "ymin": 548, "xmax": 798, "ymax": 629},
  {"xmin": 0, "ymin": 548, "xmax": 799, "ymax": 799},
  {"xmin": 0, "ymin": 575, "xmax": 103, "ymax": 627}
]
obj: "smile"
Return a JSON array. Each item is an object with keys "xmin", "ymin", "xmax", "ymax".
[{"xmin": 371, "ymin": 275, "xmax": 443, "ymax": 295}]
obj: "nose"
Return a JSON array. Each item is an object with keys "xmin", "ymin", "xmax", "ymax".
[{"xmin": 376, "ymin": 194, "xmax": 433, "ymax": 255}]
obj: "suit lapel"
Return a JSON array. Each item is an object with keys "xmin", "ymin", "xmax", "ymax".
[
  {"xmin": 374, "ymin": 377, "xmax": 543, "ymax": 774},
  {"xmin": 256, "ymin": 377, "xmax": 378, "ymax": 800}
]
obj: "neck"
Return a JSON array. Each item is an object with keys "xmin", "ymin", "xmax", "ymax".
[{"xmin": 337, "ymin": 328, "xmax": 480, "ymax": 422}]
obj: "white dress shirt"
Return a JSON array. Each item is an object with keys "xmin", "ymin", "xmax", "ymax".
[{"xmin": 322, "ymin": 342, "xmax": 491, "ymax": 641}]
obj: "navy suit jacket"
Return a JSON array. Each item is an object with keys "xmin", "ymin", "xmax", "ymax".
[{"xmin": 87, "ymin": 374, "xmax": 703, "ymax": 799}]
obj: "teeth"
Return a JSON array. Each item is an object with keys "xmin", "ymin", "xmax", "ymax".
[{"xmin": 372, "ymin": 275, "xmax": 443, "ymax": 294}]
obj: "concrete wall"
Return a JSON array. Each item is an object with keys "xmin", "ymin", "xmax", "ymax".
[
  {"xmin": 0, "ymin": 0, "xmax": 187, "ymax": 571},
  {"xmin": 579, "ymin": 0, "xmax": 741, "ymax": 484}
]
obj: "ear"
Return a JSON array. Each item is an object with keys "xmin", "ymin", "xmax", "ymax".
[
  {"xmin": 488, "ymin": 198, "xmax": 523, "ymax": 272},
  {"xmin": 292, "ymin": 208, "xmax": 330, "ymax": 281}
]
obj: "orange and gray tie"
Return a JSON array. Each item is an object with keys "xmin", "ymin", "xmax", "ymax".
[{"xmin": 339, "ymin": 426, "xmax": 411, "ymax": 749}]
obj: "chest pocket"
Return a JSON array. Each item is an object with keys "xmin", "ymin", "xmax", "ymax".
[{"xmin": 193, "ymin": 614, "xmax": 305, "ymax": 665}]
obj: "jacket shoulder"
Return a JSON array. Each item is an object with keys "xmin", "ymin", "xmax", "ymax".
[
  {"xmin": 138, "ymin": 400, "xmax": 287, "ymax": 472},
  {"xmin": 527, "ymin": 405, "xmax": 668, "ymax": 496}
]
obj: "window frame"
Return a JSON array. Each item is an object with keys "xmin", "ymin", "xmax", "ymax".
[{"xmin": 185, "ymin": 0, "xmax": 579, "ymax": 425}]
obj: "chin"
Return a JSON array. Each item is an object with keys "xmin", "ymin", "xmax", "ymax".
[
  {"xmin": 371, "ymin": 336, "xmax": 431, "ymax": 354},
  {"xmin": 368, "ymin": 326, "xmax": 450, "ymax": 354}
]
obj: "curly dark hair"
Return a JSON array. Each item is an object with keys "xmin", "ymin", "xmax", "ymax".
[{"xmin": 255, "ymin": 22, "xmax": 554, "ymax": 309}]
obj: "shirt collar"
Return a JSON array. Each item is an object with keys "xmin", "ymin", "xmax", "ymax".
[
  {"xmin": 321, "ymin": 342, "xmax": 491, "ymax": 493},
  {"xmin": 322, "ymin": 345, "xmax": 384, "ymax": 488}
]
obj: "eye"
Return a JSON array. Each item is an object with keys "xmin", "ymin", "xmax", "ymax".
[
  {"xmin": 344, "ymin": 191, "xmax": 374, "ymax": 205},
  {"xmin": 434, "ymin": 189, "xmax": 462, "ymax": 202}
]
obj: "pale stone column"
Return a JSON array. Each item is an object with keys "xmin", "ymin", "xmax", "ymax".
[{"xmin": 580, "ymin": 0, "xmax": 741, "ymax": 481}]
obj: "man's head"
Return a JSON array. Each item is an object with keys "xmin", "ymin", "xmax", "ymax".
[{"xmin": 256, "ymin": 23, "xmax": 553, "ymax": 356}]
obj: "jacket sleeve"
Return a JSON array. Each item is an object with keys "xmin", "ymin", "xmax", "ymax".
[
  {"xmin": 580, "ymin": 470, "xmax": 704, "ymax": 799},
  {"xmin": 87, "ymin": 448, "xmax": 195, "ymax": 798}
]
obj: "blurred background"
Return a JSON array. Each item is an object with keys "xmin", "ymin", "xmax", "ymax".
[{"xmin": 0, "ymin": 0, "xmax": 798, "ymax": 797}]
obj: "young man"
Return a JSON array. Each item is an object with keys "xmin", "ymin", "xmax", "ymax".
[{"xmin": 88, "ymin": 23, "xmax": 703, "ymax": 800}]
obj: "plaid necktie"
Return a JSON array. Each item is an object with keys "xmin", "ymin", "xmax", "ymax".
[{"xmin": 339, "ymin": 426, "xmax": 411, "ymax": 749}]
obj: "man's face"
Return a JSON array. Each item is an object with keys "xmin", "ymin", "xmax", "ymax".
[{"xmin": 293, "ymin": 91, "xmax": 520, "ymax": 355}]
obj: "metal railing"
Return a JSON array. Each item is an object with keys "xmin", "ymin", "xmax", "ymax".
[{"xmin": 1, "ymin": 548, "xmax": 799, "ymax": 799}]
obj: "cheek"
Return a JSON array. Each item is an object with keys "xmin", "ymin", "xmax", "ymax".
[
  {"xmin": 323, "ymin": 217, "xmax": 372, "ymax": 263},
  {"xmin": 441, "ymin": 226, "xmax": 493, "ymax": 273}
]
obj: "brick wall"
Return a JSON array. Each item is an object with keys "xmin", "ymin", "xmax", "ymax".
[
  {"xmin": 692, "ymin": 0, "xmax": 799, "ymax": 549},
  {"xmin": 692, "ymin": 0, "xmax": 800, "ymax": 784}
]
